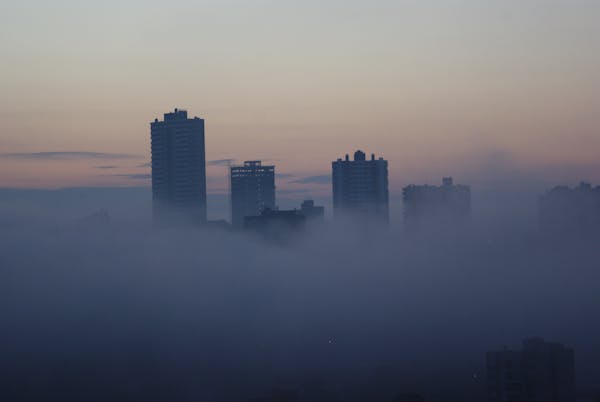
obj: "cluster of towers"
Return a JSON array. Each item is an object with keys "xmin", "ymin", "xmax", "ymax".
[
  {"xmin": 150, "ymin": 109, "xmax": 472, "ymax": 230},
  {"xmin": 151, "ymin": 109, "xmax": 600, "ymax": 235}
]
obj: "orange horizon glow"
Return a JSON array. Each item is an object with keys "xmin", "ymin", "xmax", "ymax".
[{"xmin": 1, "ymin": 1, "xmax": 599, "ymax": 193}]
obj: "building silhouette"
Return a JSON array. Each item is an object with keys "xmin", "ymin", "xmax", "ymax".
[
  {"xmin": 300, "ymin": 199, "xmax": 325, "ymax": 222},
  {"xmin": 486, "ymin": 337, "xmax": 575, "ymax": 402},
  {"xmin": 332, "ymin": 150, "xmax": 389, "ymax": 222},
  {"xmin": 244, "ymin": 208, "xmax": 306, "ymax": 231},
  {"xmin": 539, "ymin": 182, "xmax": 600, "ymax": 234},
  {"xmin": 402, "ymin": 177, "xmax": 470, "ymax": 231},
  {"xmin": 244, "ymin": 208, "xmax": 306, "ymax": 240},
  {"xmin": 230, "ymin": 160, "xmax": 276, "ymax": 228},
  {"xmin": 151, "ymin": 108, "xmax": 207, "ymax": 224}
]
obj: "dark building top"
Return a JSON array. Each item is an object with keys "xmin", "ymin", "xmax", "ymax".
[
  {"xmin": 244, "ymin": 208, "xmax": 306, "ymax": 241},
  {"xmin": 300, "ymin": 199, "xmax": 325, "ymax": 222},
  {"xmin": 163, "ymin": 108, "xmax": 187, "ymax": 121}
]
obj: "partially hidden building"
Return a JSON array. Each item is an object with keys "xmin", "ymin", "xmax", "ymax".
[
  {"xmin": 539, "ymin": 182, "xmax": 600, "ymax": 234},
  {"xmin": 230, "ymin": 160, "xmax": 276, "ymax": 228},
  {"xmin": 244, "ymin": 208, "xmax": 306, "ymax": 234},
  {"xmin": 300, "ymin": 199, "xmax": 325, "ymax": 222},
  {"xmin": 402, "ymin": 177, "xmax": 470, "ymax": 231},
  {"xmin": 486, "ymin": 337, "xmax": 575, "ymax": 402},
  {"xmin": 332, "ymin": 150, "xmax": 389, "ymax": 222}
]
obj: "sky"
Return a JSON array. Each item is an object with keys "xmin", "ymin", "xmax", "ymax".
[{"xmin": 1, "ymin": 0, "xmax": 599, "ymax": 194}]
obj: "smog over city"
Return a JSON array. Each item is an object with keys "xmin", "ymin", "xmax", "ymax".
[{"xmin": 1, "ymin": 1, "xmax": 600, "ymax": 401}]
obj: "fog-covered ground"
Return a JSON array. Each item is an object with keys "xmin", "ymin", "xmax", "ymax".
[{"xmin": 1, "ymin": 187, "xmax": 599, "ymax": 401}]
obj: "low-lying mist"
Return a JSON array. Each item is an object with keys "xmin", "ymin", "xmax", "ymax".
[{"xmin": 1, "ymin": 187, "xmax": 599, "ymax": 402}]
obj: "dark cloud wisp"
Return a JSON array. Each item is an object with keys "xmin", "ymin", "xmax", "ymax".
[
  {"xmin": 291, "ymin": 175, "xmax": 331, "ymax": 184},
  {"xmin": 114, "ymin": 174, "xmax": 151, "ymax": 180},
  {"xmin": 0, "ymin": 151, "xmax": 140, "ymax": 160},
  {"xmin": 208, "ymin": 159, "xmax": 236, "ymax": 166}
]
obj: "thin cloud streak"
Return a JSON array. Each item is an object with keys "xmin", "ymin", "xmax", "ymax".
[
  {"xmin": 0, "ymin": 152, "xmax": 140, "ymax": 160},
  {"xmin": 113, "ymin": 174, "xmax": 151, "ymax": 180},
  {"xmin": 290, "ymin": 175, "xmax": 330, "ymax": 184},
  {"xmin": 207, "ymin": 159, "xmax": 235, "ymax": 166}
]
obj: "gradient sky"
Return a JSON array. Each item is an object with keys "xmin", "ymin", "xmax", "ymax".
[{"xmin": 1, "ymin": 0, "xmax": 599, "ymax": 195}]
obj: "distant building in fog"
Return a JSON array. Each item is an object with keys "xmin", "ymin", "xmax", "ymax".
[
  {"xmin": 402, "ymin": 177, "xmax": 470, "ymax": 231},
  {"xmin": 244, "ymin": 208, "xmax": 305, "ymax": 239},
  {"xmin": 300, "ymin": 199, "xmax": 325, "ymax": 222},
  {"xmin": 486, "ymin": 337, "xmax": 575, "ymax": 402},
  {"xmin": 151, "ymin": 109, "xmax": 207, "ymax": 225},
  {"xmin": 332, "ymin": 150, "xmax": 389, "ymax": 222},
  {"xmin": 230, "ymin": 161, "xmax": 276, "ymax": 228},
  {"xmin": 539, "ymin": 182, "xmax": 600, "ymax": 234}
]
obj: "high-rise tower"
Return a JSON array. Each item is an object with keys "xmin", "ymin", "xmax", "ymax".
[
  {"xmin": 151, "ymin": 108, "xmax": 207, "ymax": 224},
  {"xmin": 332, "ymin": 150, "xmax": 389, "ymax": 222}
]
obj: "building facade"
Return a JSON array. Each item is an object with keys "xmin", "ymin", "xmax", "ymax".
[
  {"xmin": 230, "ymin": 161, "xmax": 276, "ymax": 228},
  {"xmin": 402, "ymin": 177, "xmax": 470, "ymax": 231},
  {"xmin": 486, "ymin": 338, "xmax": 575, "ymax": 402},
  {"xmin": 151, "ymin": 108, "xmax": 207, "ymax": 224},
  {"xmin": 332, "ymin": 150, "xmax": 389, "ymax": 222}
]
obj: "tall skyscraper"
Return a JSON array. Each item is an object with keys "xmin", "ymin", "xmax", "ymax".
[
  {"xmin": 151, "ymin": 108, "xmax": 207, "ymax": 224},
  {"xmin": 402, "ymin": 177, "xmax": 471, "ymax": 232},
  {"xmin": 230, "ymin": 160, "xmax": 275, "ymax": 228},
  {"xmin": 486, "ymin": 338, "xmax": 575, "ymax": 402},
  {"xmin": 332, "ymin": 150, "xmax": 389, "ymax": 222}
]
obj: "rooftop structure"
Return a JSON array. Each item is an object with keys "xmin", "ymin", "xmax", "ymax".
[{"xmin": 300, "ymin": 199, "xmax": 325, "ymax": 222}]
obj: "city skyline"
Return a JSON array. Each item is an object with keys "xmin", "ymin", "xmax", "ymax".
[
  {"xmin": 1, "ymin": 3, "xmax": 600, "ymax": 401},
  {"xmin": 1, "ymin": 1, "xmax": 600, "ymax": 192}
]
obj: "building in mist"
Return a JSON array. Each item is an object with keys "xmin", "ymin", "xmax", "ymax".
[
  {"xmin": 230, "ymin": 161, "xmax": 276, "ymax": 228},
  {"xmin": 402, "ymin": 177, "xmax": 470, "ymax": 231},
  {"xmin": 244, "ymin": 208, "xmax": 306, "ymax": 239},
  {"xmin": 332, "ymin": 150, "xmax": 389, "ymax": 222},
  {"xmin": 151, "ymin": 108, "xmax": 207, "ymax": 224},
  {"xmin": 300, "ymin": 199, "xmax": 325, "ymax": 222},
  {"xmin": 486, "ymin": 337, "xmax": 575, "ymax": 402},
  {"xmin": 539, "ymin": 182, "xmax": 600, "ymax": 234}
]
